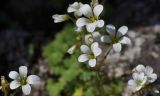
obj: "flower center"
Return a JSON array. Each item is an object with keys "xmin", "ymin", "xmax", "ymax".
[
  {"xmin": 89, "ymin": 16, "xmax": 98, "ymax": 23},
  {"xmin": 136, "ymin": 79, "xmax": 142, "ymax": 86},
  {"xmin": 111, "ymin": 36, "xmax": 119, "ymax": 44},
  {"xmin": 88, "ymin": 52, "xmax": 95, "ymax": 59},
  {"xmin": 19, "ymin": 76, "xmax": 27, "ymax": 85}
]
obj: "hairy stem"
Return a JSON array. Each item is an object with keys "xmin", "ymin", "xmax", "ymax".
[
  {"xmin": 97, "ymin": 72, "xmax": 105, "ymax": 96},
  {"xmin": 104, "ymin": 46, "xmax": 112, "ymax": 60}
]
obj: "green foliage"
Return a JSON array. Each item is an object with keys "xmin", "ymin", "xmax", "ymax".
[{"xmin": 43, "ymin": 24, "xmax": 124, "ymax": 96}]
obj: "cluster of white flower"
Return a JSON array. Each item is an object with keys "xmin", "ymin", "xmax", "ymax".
[
  {"xmin": 128, "ymin": 64, "xmax": 157, "ymax": 92},
  {"xmin": 8, "ymin": 66, "xmax": 40, "ymax": 95},
  {"xmin": 52, "ymin": 1, "xmax": 131, "ymax": 68},
  {"xmin": 52, "ymin": 0, "xmax": 159, "ymax": 95}
]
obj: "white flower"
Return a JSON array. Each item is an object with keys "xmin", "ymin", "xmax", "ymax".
[
  {"xmin": 67, "ymin": 45, "xmax": 77, "ymax": 54},
  {"xmin": 85, "ymin": 32, "xmax": 101, "ymax": 45},
  {"xmin": 128, "ymin": 72, "xmax": 147, "ymax": 92},
  {"xmin": 9, "ymin": 66, "xmax": 40, "ymax": 95},
  {"xmin": 78, "ymin": 42, "xmax": 102, "ymax": 67},
  {"xmin": 67, "ymin": 2, "xmax": 83, "ymax": 16},
  {"xmin": 135, "ymin": 64, "xmax": 157, "ymax": 83},
  {"xmin": 101, "ymin": 25, "xmax": 131, "ymax": 52},
  {"xmin": 52, "ymin": 14, "xmax": 69, "ymax": 23},
  {"xmin": 76, "ymin": 4, "xmax": 104, "ymax": 32}
]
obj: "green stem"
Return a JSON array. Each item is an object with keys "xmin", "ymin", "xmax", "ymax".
[
  {"xmin": 69, "ymin": 16, "xmax": 75, "ymax": 23},
  {"xmin": 96, "ymin": 72, "xmax": 105, "ymax": 96}
]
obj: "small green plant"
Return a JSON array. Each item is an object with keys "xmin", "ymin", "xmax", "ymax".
[{"xmin": 43, "ymin": 24, "xmax": 124, "ymax": 96}]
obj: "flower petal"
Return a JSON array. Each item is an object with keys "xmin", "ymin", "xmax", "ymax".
[
  {"xmin": 78, "ymin": 54, "xmax": 89, "ymax": 62},
  {"xmin": 67, "ymin": 2, "xmax": 79, "ymax": 13},
  {"xmin": 19, "ymin": 66, "xmax": 28, "ymax": 76},
  {"xmin": 80, "ymin": 45, "xmax": 90, "ymax": 53},
  {"xmin": 75, "ymin": 10, "xmax": 83, "ymax": 16},
  {"xmin": 88, "ymin": 59, "xmax": 96, "ymax": 67},
  {"xmin": 91, "ymin": 42, "xmax": 102, "ymax": 56},
  {"xmin": 93, "ymin": 4, "xmax": 103, "ymax": 17},
  {"xmin": 96, "ymin": 20, "xmax": 104, "ymax": 28},
  {"xmin": 76, "ymin": 18, "xmax": 88, "ymax": 27},
  {"xmin": 80, "ymin": 4, "xmax": 93, "ymax": 17},
  {"xmin": 145, "ymin": 66, "xmax": 153, "ymax": 75},
  {"xmin": 138, "ymin": 72, "xmax": 145, "ymax": 80},
  {"xmin": 92, "ymin": 32, "xmax": 101, "ymax": 42},
  {"xmin": 91, "ymin": 42, "xmax": 98, "ymax": 50},
  {"xmin": 119, "ymin": 37, "xmax": 131, "ymax": 45},
  {"xmin": 135, "ymin": 64, "xmax": 145, "ymax": 72},
  {"xmin": 67, "ymin": 45, "xmax": 77, "ymax": 54},
  {"xmin": 52, "ymin": 14, "xmax": 68, "ymax": 23},
  {"xmin": 106, "ymin": 25, "xmax": 116, "ymax": 36},
  {"xmin": 86, "ymin": 23, "xmax": 97, "ymax": 32},
  {"xmin": 27, "ymin": 75, "xmax": 40, "ymax": 85},
  {"xmin": 101, "ymin": 35, "xmax": 111, "ymax": 43},
  {"xmin": 113, "ymin": 43, "xmax": 122, "ymax": 52},
  {"xmin": 9, "ymin": 71, "xmax": 19, "ymax": 79},
  {"xmin": 10, "ymin": 80, "xmax": 20, "ymax": 89},
  {"xmin": 147, "ymin": 73, "xmax": 157, "ymax": 83},
  {"xmin": 22, "ymin": 84, "xmax": 31, "ymax": 95},
  {"xmin": 118, "ymin": 26, "xmax": 128, "ymax": 35},
  {"xmin": 128, "ymin": 80, "xmax": 136, "ymax": 86}
]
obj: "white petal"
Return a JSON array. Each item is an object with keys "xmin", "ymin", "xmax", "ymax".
[
  {"xmin": 91, "ymin": 42, "xmax": 98, "ymax": 50},
  {"xmin": 132, "ymin": 73, "xmax": 139, "ymax": 80},
  {"xmin": 93, "ymin": 5, "xmax": 103, "ymax": 17},
  {"xmin": 147, "ymin": 73, "xmax": 157, "ymax": 83},
  {"xmin": 80, "ymin": 4, "xmax": 93, "ymax": 17},
  {"xmin": 113, "ymin": 43, "xmax": 122, "ymax": 52},
  {"xmin": 119, "ymin": 37, "xmax": 131, "ymax": 45},
  {"xmin": 27, "ymin": 75, "xmax": 40, "ymax": 85},
  {"xmin": 137, "ymin": 73, "xmax": 145, "ymax": 80},
  {"xmin": 52, "ymin": 14, "xmax": 68, "ymax": 23},
  {"xmin": 88, "ymin": 59, "xmax": 96, "ymax": 67},
  {"xmin": 86, "ymin": 23, "xmax": 96, "ymax": 32},
  {"xmin": 128, "ymin": 80, "xmax": 136, "ymax": 86},
  {"xmin": 19, "ymin": 66, "xmax": 28, "ymax": 76},
  {"xmin": 91, "ymin": 42, "xmax": 102, "ymax": 56},
  {"xmin": 118, "ymin": 26, "xmax": 128, "ymax": 35},
  {"xmin": 92, "ymin": 32, "xmax": 101, "ymax": 42},
  {"xmin": 145, "ymin": 66, "xmax": 153, "ymax": 75},
  {"xmin": 10, "ymin": 80, "xmax": 20, "ymax": 89},
  {"xmin": 22, "ymin": 84, "xmax": 31, "ymax": 95},
  {"xmin": 67, "ymin": 45, "xmax": 76, "ymax": 54},
  {"xmin": 78, "ymin": 54, "xmax": 89, "ymax": 62},
  {"xmin": 101, "ymin": 35, "xmax": 111, "ymax": 43},
  {"xmin": 106, "ymin": 25, "xmax": 116, "ymax": 36},
  {"xmin": 67, "ymin": 2, "xmax": 79, "ymax": 12},
  {"xmin": 75, "ymin": 10, "xmax": 83, "ymax": 16},
  {"xmin": 80, "ymin": 45, "xmax": 90, "ymax": 53},
  {"xmin": 135, "ymin": 64, "xmax": 145, "ymax": 72},
  {"xmin": 96, "ymin": 20, "xmax": 104, "ymax": 28},
  {"xmin": 9, "ymin": 71, "xmax": 19, "ymax": 79},
  {"xmin": 76, "ymin": 18, "xmax": 88, "ymax": 27}
]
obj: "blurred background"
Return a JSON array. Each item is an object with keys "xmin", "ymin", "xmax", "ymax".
[{"xmin": 0, "ymin": 0, "xmax": 160, "ymax": 96}]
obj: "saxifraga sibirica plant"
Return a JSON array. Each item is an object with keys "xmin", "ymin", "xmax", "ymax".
[{"xmin": 52, "ymin": 0, "xmax": 159, "ymax": 96}]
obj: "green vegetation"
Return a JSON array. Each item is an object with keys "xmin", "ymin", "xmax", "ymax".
[{"xmin": 43, "ymin": 24, "xmax": 124, "ymax": 96}]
